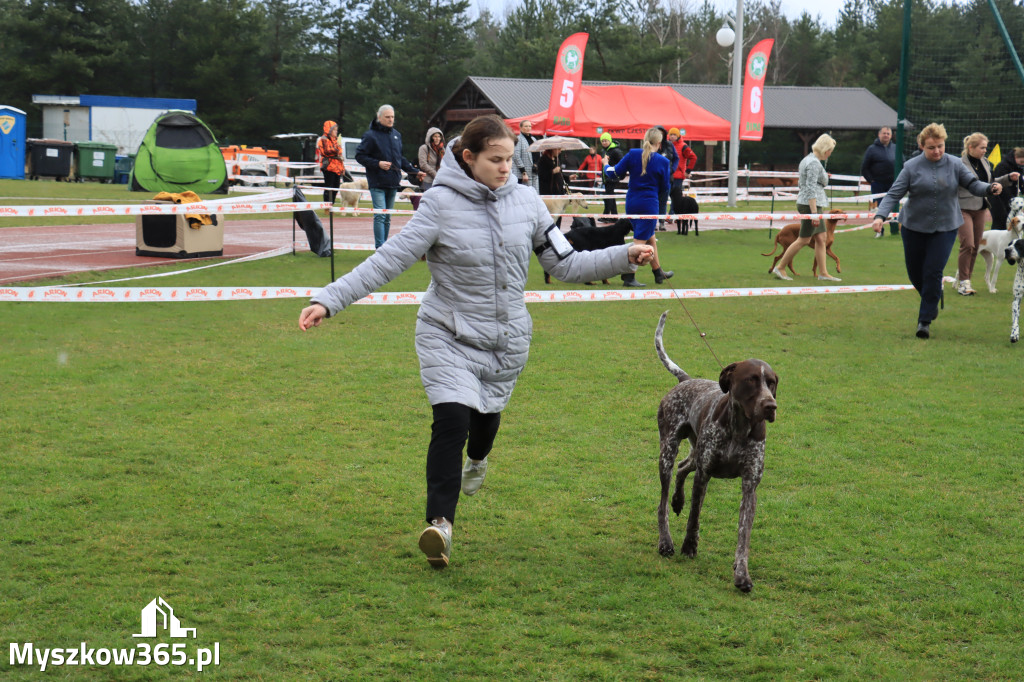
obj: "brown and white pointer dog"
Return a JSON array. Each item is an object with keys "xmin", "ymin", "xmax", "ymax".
[{"xmin": 654, "ymin": 312, "xmax": 778, "ymax": 592}]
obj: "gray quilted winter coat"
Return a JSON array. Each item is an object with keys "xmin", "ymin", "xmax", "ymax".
[{"xmin": 310, "ymin": 140, "xmax": 635, "ymax": 413}]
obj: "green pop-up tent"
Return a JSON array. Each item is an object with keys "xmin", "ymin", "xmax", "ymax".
[{"xmin": 130, "ymin": 111, "xmax": 227, "ymax": 194}]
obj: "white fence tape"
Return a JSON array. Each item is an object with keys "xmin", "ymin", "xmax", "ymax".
[
  {"xmin": 691, "ymin": 169, "xmax": 866, "ymax": 183},
  {"xmin": 0, "ymin": 195, "xmax": 898, "ymax": 225},
  {"xmin": 0, "ymin": 283, "xmax": 914, "ymax": 304},
  {"xmin": 0, "ymin": 199, "xmax": 332, "ymax": 217}
]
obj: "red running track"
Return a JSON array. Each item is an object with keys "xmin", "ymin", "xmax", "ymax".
[{"xmin": 0, "ymin": 215, "xmax": 408, "ymax": 284}]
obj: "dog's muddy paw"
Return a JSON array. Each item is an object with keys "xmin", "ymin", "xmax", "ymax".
[
  {"xmin": 681, "ymin": 538, "xmax": 698, "ymax": 557},
  {"xmin": 734, "ymin": 575, "xmax": 753, "ymax": 592},
  {"xmin": 657, "ymin": 540, "xmax": 675, "ymax": 557}
]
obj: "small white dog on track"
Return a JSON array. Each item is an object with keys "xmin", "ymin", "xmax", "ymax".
[
  {"xmin": 979, "ymin": 196, "xmax": 1024, "ymax": 293},
  {"xmin": 542, "ymin": 193, "xmax": 588, "ymax": 217},
  {"xmin": 335, "ymin": 177, "xmax": 369, "ymax": 216}
]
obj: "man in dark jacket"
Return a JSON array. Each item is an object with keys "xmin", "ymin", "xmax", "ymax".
[
  {"xmin": 356, "ymin": 104, "xmax": 424, "ymax": 248},
  {"xmin": 861, "ymin": 126, "xmax": 897, "ymax": 237},
  {"xmin": 991, "ymin": 147, "xmax": 1024, "ymax": 229},
  {"xmin": 599, "ymin": 133, "xmax": 624, "ymax": 223}
]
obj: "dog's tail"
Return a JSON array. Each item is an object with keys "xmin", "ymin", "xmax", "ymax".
[
  {"xmin": 655, "ymin": 311, "xmax": 690, "ymax": 383},
  {"xmin": 761, "ymin": 240, "xmax": 780, "ymax": 257}
]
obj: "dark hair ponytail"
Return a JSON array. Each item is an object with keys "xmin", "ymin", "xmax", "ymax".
[{"xmin": 452, "ymin": 114, "xmax": 518, "ymax": 174}]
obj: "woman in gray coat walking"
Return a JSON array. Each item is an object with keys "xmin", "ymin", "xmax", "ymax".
[
  {"xmin": 299, "ymin": 115, "xmax": 654, "ymax": 568},
  {"xmin": 872, "ymin": 123, "xmax": 1002, "ymax": 339}
]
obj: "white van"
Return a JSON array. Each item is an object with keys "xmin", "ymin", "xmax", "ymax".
[{"xmin": 339, "ymin": 136, "xmax": 365, "ymax": 178}]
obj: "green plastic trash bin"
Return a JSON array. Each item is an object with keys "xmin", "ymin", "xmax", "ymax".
[{"xmin": 75, "ymin": 141, "xmax": 118, "ymax": 183}]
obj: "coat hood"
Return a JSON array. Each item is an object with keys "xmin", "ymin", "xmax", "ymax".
[
  {"xmin": 433, "ymin": 137, "xmax": 518, "ymax": 202},
  {"xmin": 425, "ymin": 126, "xmax": 444, "ymax": 145},
  {"xmin": 323, "ymin": 120, "xmax": 337, "ymax": 136},
  {"xmin": 370, "ymin": 117, "xmax": 391, "ymax": 133}
]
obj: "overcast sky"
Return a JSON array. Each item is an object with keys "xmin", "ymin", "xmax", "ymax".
[{"xmin": 471, "ymin": 0, "xmax": 850, "ymax": 28}]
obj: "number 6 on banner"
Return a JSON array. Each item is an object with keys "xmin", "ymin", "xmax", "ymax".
[
  {"xmin": 559, "ymin": 80, "xmax": 574, "ymax": 108},
  {"xmin": 750, "ymin": 86, "xmax": 762, "ymax": 114}
]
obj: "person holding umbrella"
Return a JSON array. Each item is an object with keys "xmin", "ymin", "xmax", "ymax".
[
  {"xmin": 530, "ymin": 136, "xmax": 589, "ymax": 228},
  {"xmin": 527, "ymin": 137, "xmax": 589, "ymax": 195},
  {"xmin": 536, "ymin": 148, "xmax": 564, "ymax": 196}
]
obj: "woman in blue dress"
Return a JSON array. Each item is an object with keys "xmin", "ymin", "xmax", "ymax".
[{"xmin": 604, "ymin": 127, "xmax": 673, "ymax": 287}]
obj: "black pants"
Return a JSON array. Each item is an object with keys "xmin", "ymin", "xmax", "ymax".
[
  {"xmin": 425, "ymin": 402, "xmax": 501, "ymax": 524},
  {"xmin": 669, "ymin": 179, "xmax": 684, "ymax": 215},
  {"xmin": 990, "ymin": 194, "xmax": 1011, "ymax": 230},
  {"xmin": 323, "ymin": 170, "xmax": 341, "ymax": 204},
  {"xmin": 603, "ymin": 180, "xmax": 620, "ymax": 216},
  {"xmin": 901, "ymin": 227, "xmax": 957, "ymax": 324}
]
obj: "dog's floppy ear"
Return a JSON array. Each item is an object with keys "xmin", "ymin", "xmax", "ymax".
[
  {"xmin": 712, "ymin": 394, "xmax": 730, "ymax": 430},
  {"xmin": 718, "ymin": 362, "xmax": 738, "ymax": 393},
  {"xmin": 1008, "ymin": 240, "xmax": 1024, "ymax": 264}
]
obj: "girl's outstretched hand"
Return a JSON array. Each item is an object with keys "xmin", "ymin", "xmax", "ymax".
[
  {"xmin": 628, "ymin": 244, "xmax": 654, "ymax": 265},
  {"xmin": 299, "ymin": 304, "xmax": 328, "ymax": 331}
]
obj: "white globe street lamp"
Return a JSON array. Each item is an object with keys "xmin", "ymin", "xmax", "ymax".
[{"xmin": 716, "ymin": 26, "xmax": 735, "ymax": 48}]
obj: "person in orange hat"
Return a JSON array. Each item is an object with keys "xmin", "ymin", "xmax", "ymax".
[{"xmin": 318, "ymin": 121, "xmax": 346, "ymax": 204}]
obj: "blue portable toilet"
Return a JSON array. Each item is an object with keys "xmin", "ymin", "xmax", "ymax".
[{"xmin": 0, "ymin": 106, "xmax": 27, "ymax": 179}]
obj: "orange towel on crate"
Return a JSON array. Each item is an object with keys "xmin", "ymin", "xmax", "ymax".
[{"xmin": 153, "ymin": 191, "xmax": 217, "ymax": 229}]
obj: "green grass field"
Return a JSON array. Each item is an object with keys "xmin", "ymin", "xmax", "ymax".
[{"xmin": 2, "ymin": 181, "xmax": 1022, "ymax": 680}]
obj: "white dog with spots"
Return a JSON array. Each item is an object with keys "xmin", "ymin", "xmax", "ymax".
[
  {"xmin": 1004, "ymin": 238, "xmax": 1024, "ymax": 343},
  {"xmin": 979, "ymin": 196, "xmax": 1024, "ymax": 293}
]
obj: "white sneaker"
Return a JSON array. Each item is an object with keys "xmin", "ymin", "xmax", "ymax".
[
  {"xmin": 772, "ymin": 267, "xmax": 793, "ymax": 281},
  {"xmin": 956, "ymin": 279, "xmax": 975, "ymax": 296},
  {"xmin": 874, "ymin": 231, "xmax": 882, "ymax": 239},
  {"xmin": 418, "ymin": 518, "xmax": 452, "ymax": 568},
  {"xmin": 817, "ymin": 274, "xmax": 841, "ymax": 282},
  {"xmin": 462, "ymin": 457, "xmax": 487, "ymax": 496}
]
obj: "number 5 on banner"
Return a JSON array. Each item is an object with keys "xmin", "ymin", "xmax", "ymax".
[{"xmin": 559, "ymin": 80, "xmax": 574, "ymax": 108}]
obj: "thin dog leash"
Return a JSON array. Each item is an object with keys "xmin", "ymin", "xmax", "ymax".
[{"xmin": 659, "ymin": 269, "xmax": 724, "ymax": 370}]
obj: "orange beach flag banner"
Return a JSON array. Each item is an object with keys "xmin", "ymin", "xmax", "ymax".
[
  {"xmin": 545, "ymin": 32, "xmax": 589, "ymax": 135},
  {"xmin": 739, "ymin": 38, "xmax": 774, "ymax": 141}
]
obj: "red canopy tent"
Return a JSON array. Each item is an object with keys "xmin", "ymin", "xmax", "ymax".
[{"xmin": 505, "ymin": 84, "xmax": 732, "ymax": 141}]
